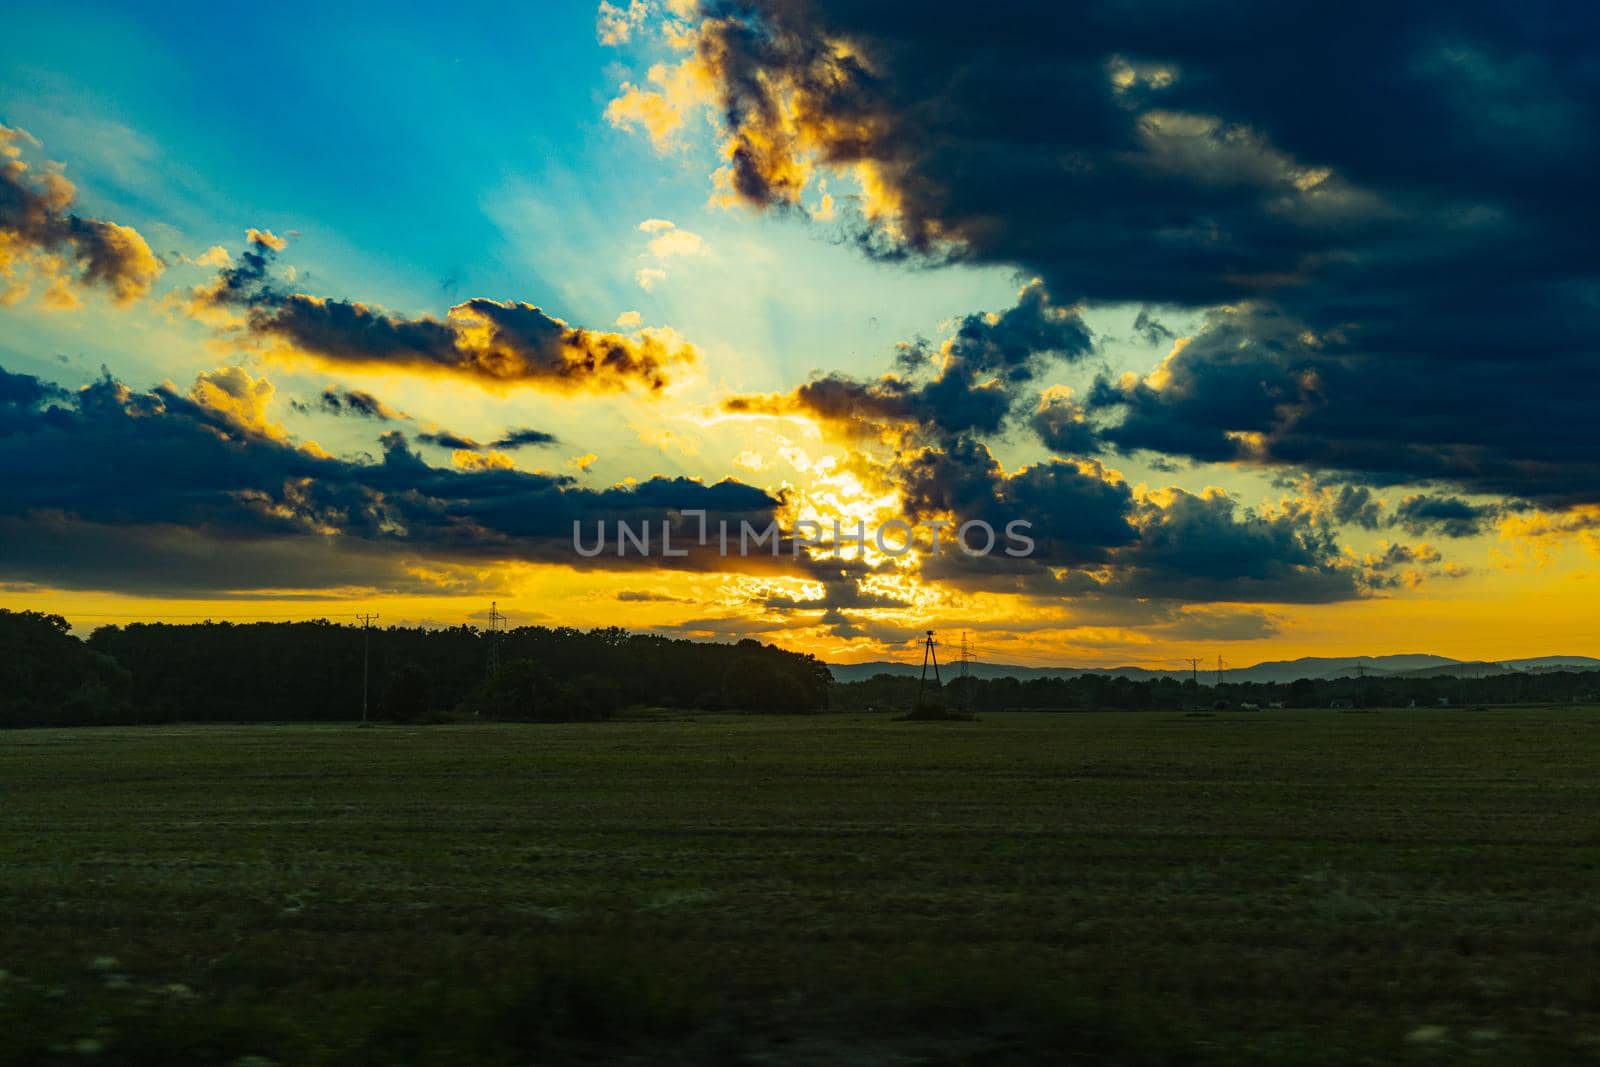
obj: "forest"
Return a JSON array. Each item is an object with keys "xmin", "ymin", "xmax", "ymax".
[
  {"xmin": 4, "ymin": 608, "xmax": 1598, "ymax": 727},
  {"xmin": 830, "ymin": 667, "xmax": 1600, "ymax": 714},
  {"xmin": 0, "ymin": 609, "xmax": 833, "ymax": 726}
]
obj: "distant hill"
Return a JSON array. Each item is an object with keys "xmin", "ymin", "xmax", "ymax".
[
  {"xmin": 1237, "ymin": 655, "xmax": 1457, "ymax": 683},
  {"xmin": 828, "ymin": 653, "xmax": 1600, "ymax": 685},
  {"xmin": 824, "ymin": 661, "xmax": 1185, "ymax": 684},
  {"xmin": 1501, "ymin": 656, "xmax": 1600, "ymax": 671},
  {"xmin": 1391, "ymin": 661, "xmax": 1512, "ymax": 679}
]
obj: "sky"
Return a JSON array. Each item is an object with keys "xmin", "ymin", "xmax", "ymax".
[{"xmin": 2, "ymin": 0, "xmax": 1597, "ymax": 667}]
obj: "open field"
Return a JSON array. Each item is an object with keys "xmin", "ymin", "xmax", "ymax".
[{"xmin": 2, "ymin": 709, "xmax": 1599, "ymax": 1065}]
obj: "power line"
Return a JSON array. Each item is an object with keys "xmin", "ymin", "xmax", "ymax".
[
  {"xmin": 1183, "ymin": 657, "xmax": 1202, "ymax": 687},
  {"xmin": 356, "ymin": 613, "xmax": 380, "ymax": 725}
]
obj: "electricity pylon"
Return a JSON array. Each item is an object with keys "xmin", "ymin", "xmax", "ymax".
[
  {"xmin": 916, "ymin": 630, "xmax": 942, "ymax": 708},
  {"xmin": 956, "ymin": 631, "xmax": 975, "ymax": 715},
  {"xmin": 485, "ymin": 601, "xmax": 507, "ymax": 678}
]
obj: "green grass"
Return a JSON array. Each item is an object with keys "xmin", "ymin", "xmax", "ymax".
[{"xmin": 3, "ymin": 708, "xmax": 1599, "ymax": 1064}]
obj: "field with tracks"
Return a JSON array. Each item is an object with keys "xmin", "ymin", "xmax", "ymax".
[{"xmin": 2, "ymin": 708, "xmax": 1598, "ymax": 1064}]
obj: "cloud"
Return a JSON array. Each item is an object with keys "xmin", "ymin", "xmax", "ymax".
[
  {"xmin": 193, "ymin": 245, "xmax": 232, "ymax": 269},
  {"xmin": 636, "ymin": 267, "xmax": 667, "ymax": 290},
  {"xmin": 1131, "ymin": 308, "xmax": 1175, "ymax": 346},
  {"xmin": 415, "ymin": 429, "xmax": 482, "ymax": 450},
  {"xmin": 244, "ymin": 227, "xmax": 287, "ymax": 252},
  {"xmin": 1087, "ymin": 305, "xmax": 1600, "ymax": 505},
  {"xmin": 1, "ymin": 125, "xmax": 162, "ymax": 306},
  {"xmin": 186, "ymin": 366, "xmax": 290, "ymax": 442},
  {"xmin": 1093, "ymin": 488, "xmax": 1363, "ymax": 604},
  {"xmin": 605, "ymin": 54, "xmax": 716, "ymax": 151},
  {"xmin": 1030, "ymin": 386, "xmax": 1098, "ymax": 456},
  {"xmin": 646, "ymin": 227, "xmax": 706, "ymax": 258},
  {"xmin": 298, "ymin": 383, "xmax": 557, "ymax": 451},
  {"xmin": 416, "ymin": 426, "xmax": 560, "ymax": 451},
  {"xmin": 615, "ymin": 310, "xmax": 643, "ymax": 328},
  {"xmin": 301, "ymin": 386, "xmax": 407, "ymax": 422},
  {"xmin": 452, "ymin": 449, "xmax": 517, "ymax": 472},
  {"xmin": 1393, "ymin": 494, "xmax": 1500, "ymax": 538},
  {"xmin": 626, "ymin": 3, "xmax": 1600, "ymax": 508},
  {"xmin": 193, "ymin": 232, "xmax": 695, "ymax": 392},
  {"xmin": 492, "ymin": 427, "xmax": 560, "ymax": 449},
  {"xmin": 726, "ymin": 279, "xmax": 1091, "ymax": 442},
  {"xmin": 1329, "ymin": 485, "xmax": 1384, "ymax": 531},
  {"xmin": 0, "ymin": 362, "xmax": 781, "ymax": 594},
  {"xmin": 597, "ymin": 0, "xmax": 647, "ymax": 46}
]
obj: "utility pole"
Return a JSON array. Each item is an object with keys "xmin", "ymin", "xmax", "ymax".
[
  {"xmin": 957, "ymin": 631, "xmax": 975, "ymax": 715},
  {"xmin": 1184, "ymin": 657, "xmax": 1202, "ymax": 687},
  {"xmin": 356, "ymin": 613, "xmax": 379, "ymax": 724},
  {"xmin": 486, "ymin": 601, "xmax": 506, "ymax": 678},
  {"xmin": 916, "ymin": 630, "xmax": 942, "ymax": 708}
]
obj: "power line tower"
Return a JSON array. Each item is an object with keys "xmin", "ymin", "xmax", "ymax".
[
  {"xmin": 356, "ymin": 613, "xmax": 379, "ymax": 724},
  {"xmin": 1355, "ymin": 660, "xmax": 1367, "ymax": 680},
  {"xmin": 916, "ymin": 630, "xmax": 942, "ymax": 708},
  {"xmin": 956, "ymin": 631, "xmax": 976, "ymax": 715},
  {"xmin": 485, "ymin": 601, "xmax": 507, "ymax": 679},
  {"xmin": 1215, "ymin": 654, "xmax": 1227, "ymax": 687}
]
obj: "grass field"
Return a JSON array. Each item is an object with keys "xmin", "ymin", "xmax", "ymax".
[{"xmin": 2, "ymin": 708, "xmax": 1599, "ymax": 1065}]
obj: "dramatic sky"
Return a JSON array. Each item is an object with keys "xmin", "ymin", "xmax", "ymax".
[{"xmin": 2, "ymin": 0, "xmax": 1596, "ymax": 666}]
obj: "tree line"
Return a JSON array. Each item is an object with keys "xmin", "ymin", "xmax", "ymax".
[
  {"xmin": 830, "ymin": 668, "xmax": 1600, "ymax": 714},
  {"xmin": 6, "ymin": 608, "xmax": 1597, "ymax": 728},
  {"xmin": 0, "ymin": 610, "xmax": 833, "ymax": 727}
]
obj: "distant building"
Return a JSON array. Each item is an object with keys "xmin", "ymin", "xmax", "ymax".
[{"xmin": 1330, "ymin": 698, "xmax": 1356, "ymax": 709}]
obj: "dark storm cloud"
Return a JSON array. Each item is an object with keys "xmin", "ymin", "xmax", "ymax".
[
  {"xmin": 299, "ymin": 386, "xmax": 405, "ymax": 421},
  {"xmin": 412, "ymin": 425, "xmax": 562, "ymax": 452},
  {"xmin": 725, "ymin": 279, "xmax": 1091, "ymax": 440},
  {"xmin": 1087, "ymin": 305, "xmax": 1600, "ymax": 504},
  {"xmin": 1392, "ymin": 494, "xmax": 1501, "ymax": 538},
  {"xmin": 1029, "ymin": 389, "xmax": 1100, "ymax": 456},
  {"xmin": 0, "ymin": 365, "xmax": 68, "ymax": 409},
  {"xmin": 302, "ymin": 384, "xmax": 559, "ymax": 451},
  {"xmin": 1094, "ymin": 490, "xmax": 1361, "ymax": 604},
  {"xmin": 0, "ymin": 364, "xmax": 777, "ymax": 594},
  {"xmin": 1131, "ymin": 309, "xmax": 1175, "ymax": 347},
  {"xmin": 1330, "ymin": 485, "xmax": 1384, "ymax": 531},
  {"xmin": 0, "ymin": 514, "xmax": 493, "ymax": 598},
  {"xmin": 1, "ymin": 125, "xmax": 163, "ymax": 304},
  {"xmin": 890, "ymin": 435, "xmax": 1370, "ymax": 604},
  {"xmin": 195, "ymin": 233, "xmax": 694, "ymax": 392},
  {"xmin": 491, "ymin": 427, "xmax": 560, "ymax": 449},
  {"xmin": 669, "ymin": 0, "xmax": 1600, "ymax": 505},
  {"xmin": 415, "ymin": 429, "xmax": 482, "ymax": 450},
  {"xmin": 896, "ymin": 439, "xmax": 1137, "ymax": 567}
]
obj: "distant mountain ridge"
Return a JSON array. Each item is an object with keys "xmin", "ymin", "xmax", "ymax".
[{"xmin": 826, "ymin": 654, "xmax": 1600, "ymax": 685}]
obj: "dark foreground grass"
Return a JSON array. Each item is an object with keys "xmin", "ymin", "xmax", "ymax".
[{"xmin": 2, "ymin": 708, "xmax": 1599, "ymax": 1064}]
